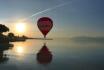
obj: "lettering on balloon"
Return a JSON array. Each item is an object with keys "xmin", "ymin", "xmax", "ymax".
[{"xmin": 38, "ymin": 21, "xmax": 52, "ymax": 30}]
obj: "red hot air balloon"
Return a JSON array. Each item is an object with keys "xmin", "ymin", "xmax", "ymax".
[{"xmin": 37, "ymin": 17, "xmax": 53, "ymax": 38}]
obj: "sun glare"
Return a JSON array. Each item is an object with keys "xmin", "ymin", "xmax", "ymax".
[
  {"xmin": 16, "ymin": 22, "xmax": 26, "ymax": 33},
  {"xmin": 16, "ymin": 46, "xmax": 24, "ymax": 54}
]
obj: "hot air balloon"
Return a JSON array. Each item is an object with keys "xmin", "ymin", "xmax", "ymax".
[{"xmin": 37, "ymin": 17, "xmax": 53, "ymax": 38}]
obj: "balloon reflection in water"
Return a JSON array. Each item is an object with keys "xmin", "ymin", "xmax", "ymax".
[{"xmin": 37, "ymin": 43, "xmax": 52, "ymax": 64}]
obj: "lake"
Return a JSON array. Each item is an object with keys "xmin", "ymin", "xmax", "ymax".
[{"xmin": 0, "ymin": 38, "xmax": 104, "ymax": 70}]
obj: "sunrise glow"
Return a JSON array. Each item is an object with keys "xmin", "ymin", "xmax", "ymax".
[{"xmin": 16, "ymin": 22, "xmax": 26, "ymax": 33}]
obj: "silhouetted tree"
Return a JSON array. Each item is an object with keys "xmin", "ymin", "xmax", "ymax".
[
  {"xmin": 0, "ymin": 24, "xmax": 9, "ymax": 34},
  {"xmin": 8, "ymin": 33, "xmax": 15, "ymax": 41},
  {"xmin": 0, "ymin": 24, "xmax": 9, "ymax": 43},
  {"xmin": 8, "ymin": 33, "xmax": 14, "ymax": 37},
  {"xmin": 22, "ymin": 35, "xmax": 28, "ymax": 39}
]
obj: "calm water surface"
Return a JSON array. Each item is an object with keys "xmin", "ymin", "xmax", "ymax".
[{"xmin": 0, "ymin": 39, "xmax": 104, "ymax": 70}]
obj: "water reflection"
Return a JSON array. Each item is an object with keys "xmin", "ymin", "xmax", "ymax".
[
  {"xmin": 12, "ymin": 43, "xmax": 26, "ymax": 56},
  {"xmin": 37, "ymin": 43, "xmax": 53, "ymax": 64},
  {"xmin": 0, "ymin": 43, "xmax": 13, "ymax": 63},
  {"xmin": 16, "ymin": 46, "xmax": 24, "ymax": 54}
]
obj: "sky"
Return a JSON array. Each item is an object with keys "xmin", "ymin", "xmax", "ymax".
[{"xmin": 0, "ymin": 0, "xmax": 104, "ymax": 38}]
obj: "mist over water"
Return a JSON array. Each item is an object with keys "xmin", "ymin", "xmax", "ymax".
[{"xmin": 0, "ymin": 38, "xmax": 104, "ymax": 70}]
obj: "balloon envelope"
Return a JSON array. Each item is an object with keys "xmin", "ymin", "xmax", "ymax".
[{"xmin": 37, "ymin": 17, "xmax": 53, "ymax": 38}]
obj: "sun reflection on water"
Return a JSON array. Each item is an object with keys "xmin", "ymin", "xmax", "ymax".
[{"xmin": 16, "ymin": 46, "xmax": 24, "ymax": 54}]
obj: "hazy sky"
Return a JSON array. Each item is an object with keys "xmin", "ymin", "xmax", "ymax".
[{"xmin": 0, "ymin": 0, "xmax": 104, "ymax": 38}]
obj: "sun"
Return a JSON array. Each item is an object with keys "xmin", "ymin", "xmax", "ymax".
[{"xmin": 16, "ymin": 22, "xmax": 26, "ymax": 33}]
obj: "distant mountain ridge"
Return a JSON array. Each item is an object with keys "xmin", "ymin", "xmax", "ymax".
[{"xmin": 71, "ymin": 36, "xmax": 104, "ymax": 42}]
